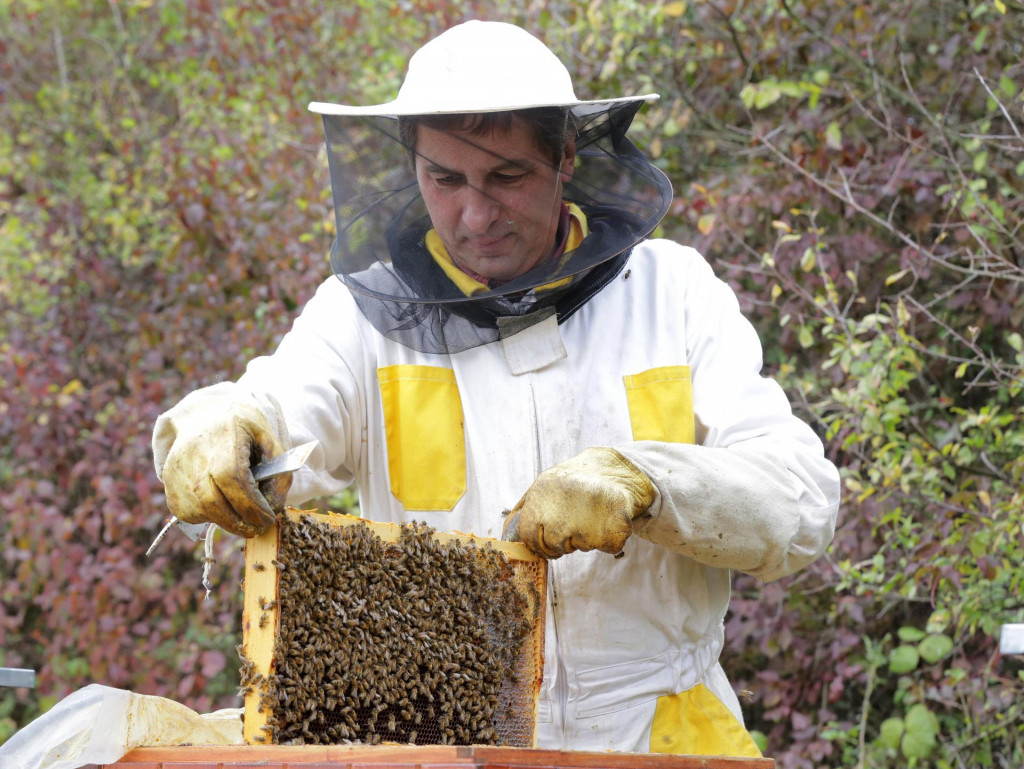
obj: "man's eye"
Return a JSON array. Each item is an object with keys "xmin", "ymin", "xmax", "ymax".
[
  {"xmin": 495, "ymin": 173, "xmax": 525, "ymax": 184},
  {"xmin": 434, "ymin": 175, "xmax": 459, "ymax": 186}
]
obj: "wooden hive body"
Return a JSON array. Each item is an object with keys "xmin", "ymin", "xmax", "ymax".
[{"xmin": 105, "ymin": 744, "xmax": 777, "ymax": 768}]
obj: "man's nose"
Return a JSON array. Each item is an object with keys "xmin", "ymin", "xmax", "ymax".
[{"xmin": 461, "ymin": 186, "xmax": 501, "ymax": 234}]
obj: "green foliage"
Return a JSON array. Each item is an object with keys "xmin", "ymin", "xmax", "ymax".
[{"xmin": 2, "ymin": 1, "xmax": 1022, "ymax": 767}]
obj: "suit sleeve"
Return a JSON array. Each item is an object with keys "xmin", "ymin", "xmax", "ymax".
[
  {"xmin": 618, "ymin": 250, "xmax": 839, "ymax": 582},
  {"xmin": 153, "ymin": 278, "xmax": 368, "ymax": 506}
]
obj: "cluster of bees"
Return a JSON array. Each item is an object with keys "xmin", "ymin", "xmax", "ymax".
[{"xmin": 241, "ymin": 515, "xmax": 536, "ymax": 746}]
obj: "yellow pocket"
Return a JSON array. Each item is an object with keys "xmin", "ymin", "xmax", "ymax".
[
  {"xmin": 623, "ymin": 366, "xmax": 695, "ymax": 444},
  {"xmin": 377, "ymin": 365, "xmax": 466, "ymax": 511},
  {"xmin": 650, "ymin": 684, "xmax": 762, "ymax": 757}
]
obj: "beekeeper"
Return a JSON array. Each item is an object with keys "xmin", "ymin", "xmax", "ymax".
[{"xmin": 153, "ymin": 20, "xmax": 839, "ymax": 757}]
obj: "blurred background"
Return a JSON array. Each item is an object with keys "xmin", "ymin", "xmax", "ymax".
[{"xmin": 1, "ymin": 1, "xmax": 1021, "ymax": 766}]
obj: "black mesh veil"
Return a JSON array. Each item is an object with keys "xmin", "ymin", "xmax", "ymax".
[{"xmin": 320, "ymin": 102, "xmax": 673, "ymax": 354}]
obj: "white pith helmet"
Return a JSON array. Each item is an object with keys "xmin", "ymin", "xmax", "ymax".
[{"xmin": 308, "ymin": 20, "xmax": 659, "ymax": 117}]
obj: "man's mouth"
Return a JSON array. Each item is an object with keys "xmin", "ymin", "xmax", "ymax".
[{"xmin": 470, "ymin": 232, "xmax": 514, "ymax": 252}]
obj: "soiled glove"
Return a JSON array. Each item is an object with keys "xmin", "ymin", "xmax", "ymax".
[
  {"xmin": 502, "ymin": 447, "xmax": 655, "ymax": 558},
  {"xmin": 159, "ymin": 397, "xmax": 290, "ymax": 538}
]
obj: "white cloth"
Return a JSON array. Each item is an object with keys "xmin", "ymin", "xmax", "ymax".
[
  {"xmin": 153, "ymin": 239, "xmax": 839, "ymax": 752},
  {"xmin": 0, "ymin": 684, "xmax": 243, "ymax": 769}
]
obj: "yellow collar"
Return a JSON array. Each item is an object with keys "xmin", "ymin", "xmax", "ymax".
[{"xmin": 425, "ymin": 203, "xmax": 589, "ymax": 297}]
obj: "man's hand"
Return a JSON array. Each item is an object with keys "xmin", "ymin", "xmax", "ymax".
[
  {"xmin": 160, "ymin": 400, "xmax": 291, "ymax": 538},
  {"xmin": 502, "ymin": 447, "xmax": 655, "ymax": 558}
]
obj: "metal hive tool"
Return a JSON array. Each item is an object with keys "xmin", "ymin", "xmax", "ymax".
[{"xmin": 240, "ymin": 509, "xmax": 547, "ymax": 747}]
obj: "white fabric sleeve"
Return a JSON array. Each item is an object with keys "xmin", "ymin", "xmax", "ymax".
[
  {"xmin": 619, "ymin": 250, "xmax": 839, "ymax": 582},
  {"xmin": 623, "ymin": 440, "xmax": 837, "ymax": 582},
  {"xmin": 152, "ymin": 278, "xmax": 365, "ymax": 505},
  {"xmin": 236, "ymin": 278, "xmax": 367, "ymax": 504}
]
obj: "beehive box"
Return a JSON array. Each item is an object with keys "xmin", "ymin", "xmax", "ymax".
[
  {"xmin": 104, "ymin": 745, "xmax": 777, "ymax": 768},
  {"xmin": 240, "ymin": 509, "xmax": 547, "ymax": 748}
]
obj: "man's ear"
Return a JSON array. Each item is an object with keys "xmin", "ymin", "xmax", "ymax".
[{"xmin": 559, "ymin": 136, "xmax": 577, "ymax": 182}]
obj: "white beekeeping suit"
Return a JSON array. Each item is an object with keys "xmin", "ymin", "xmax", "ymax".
[{"xmin": 153, "ymin": 20, "xmax": 839, "ymax": 756}]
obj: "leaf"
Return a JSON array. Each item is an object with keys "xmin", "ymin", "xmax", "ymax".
[
  {"xmin": 902, "ymin": 703, "xmax": 940, "ymax": 759},
  {"xmin": 918, "ymin": 633, "xmax": 954, "ymax": 663},
  {"xmin": 902, "ymin": 729, "xmax": 937, "ymax": 760},
  {"xmin": 697, "ymin": 213, "xmax": 716, "ymax": 235},
  {"xmin": 777, "ymin": 80, "xmax": 804, "ymax": 98},
  {"xmin": 896, "ymin": 298, "xmax": 910, "ymax": 325},
  {"xmin": 973, "ymin": 27, "xmax": 989, "ymax": 53},
  {"xmin": 753, "ymin": 83, "xmax": 782, "ymax": 110},
  {"xmin": 889, "ymin": 644, "xmax": 920, "ymax": 673},
  {"xmin": 905, "ymin": 704, "xmax": 939, "ymax": 739},
  {"xmin": 926, "ymin": 608, "xmax": 951, "ymax": 634},
  {"xmin": 806, "ymin": 84, "xmax": 822, "ymax": 110},
  {"xmin": 663, "ymin": 1, "xmax": 687, "ymax": 16},
  {"xmin": 898, "ymin": 626, "xmax": 926, "ymax": 642},
  {"xmin": 800, "ymin": 247, "xmax": 816, "ymax": 271},
  {"xmin": 825, "ymin": 120, "xmax": 842, "ymax": 150},
  {"xmin": 886, "ymin": 268, "xmax": 909, "ymax": 286},
  {"xmin": 879, "ymin": 717, "xmax": 904, "ymax": 749},
  {"xmin": 739, "ymin": 84, "xmax": 757, "ymax": 109}
]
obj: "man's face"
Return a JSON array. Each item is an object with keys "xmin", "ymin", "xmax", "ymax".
[{"xmin": 414, "ymin": 118, "xmax": 574, "ymax": 283}]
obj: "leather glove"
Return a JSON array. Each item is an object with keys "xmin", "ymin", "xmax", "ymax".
[
  {"xmin": 159, "ymin": 398, "xmax": 291, "ymax": 538},
  {"xmin": 502, "ymin": 447, "xmax": 655, "ymax": 558}
]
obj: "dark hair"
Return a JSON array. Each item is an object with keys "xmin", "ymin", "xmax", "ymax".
[{"xmin": 398, "ymin": 107, "xmax": 575, "ymax": 167}]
